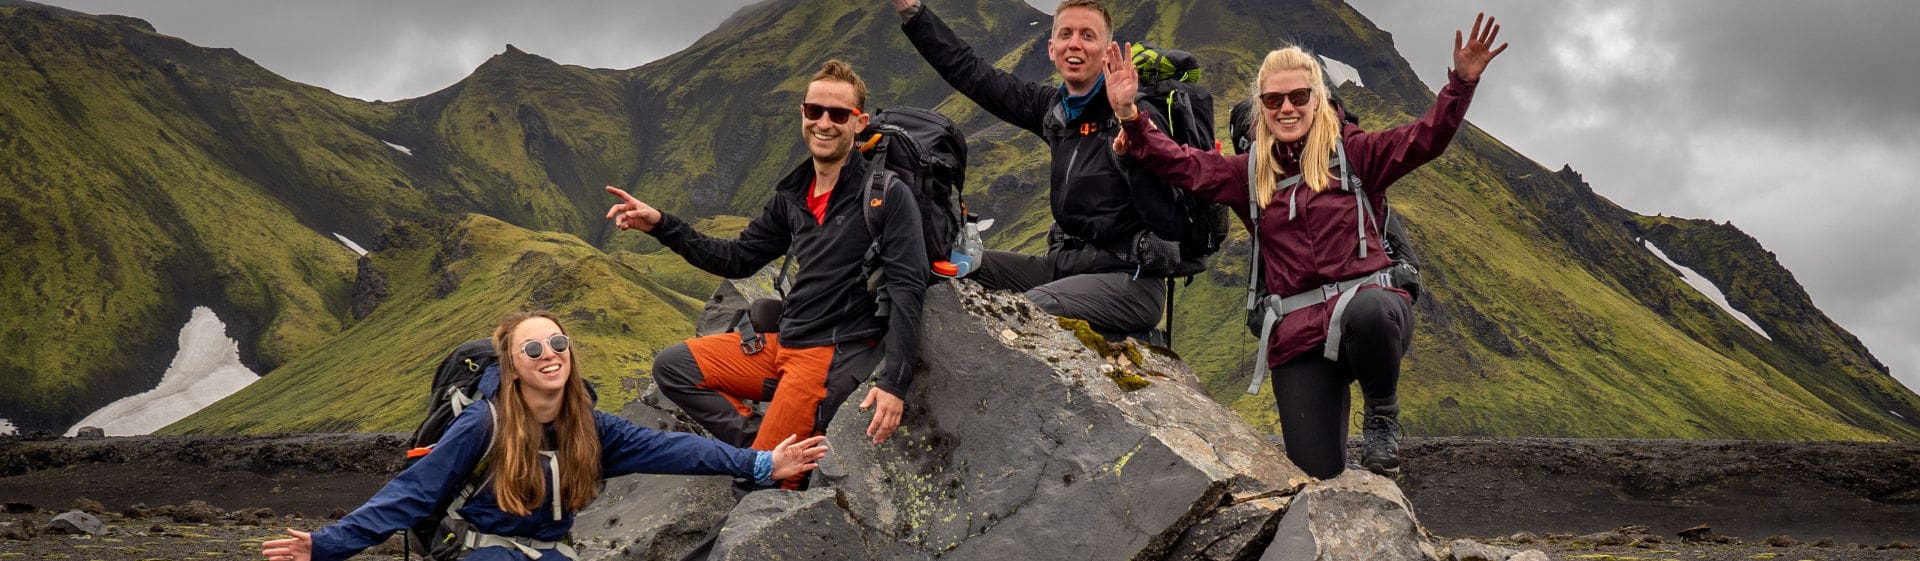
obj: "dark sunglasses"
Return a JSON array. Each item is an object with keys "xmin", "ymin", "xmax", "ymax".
[
  {"xmin": 1258, "ymin": 88, "xmax": 1314, "ymax": 110},
  {"xmin": 801, "ymin": 103, "xmax": 862, "ymax": 124},
  {"xmin": 521, "ymin": 334, "xmax": 571, "ymax": 360}
]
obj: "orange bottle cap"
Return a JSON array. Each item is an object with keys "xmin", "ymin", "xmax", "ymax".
[{"xmin": 932, "ymin": 261, "xmax": 959, "ymax": 277}]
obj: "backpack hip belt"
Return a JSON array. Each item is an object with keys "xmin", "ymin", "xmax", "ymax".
[
  {"xmin": 463, "ymin": 532, "xmax": 578, "ymax": 560},
  {"xmin": 1246, "ymin": 267, "xmax": 1393, "ymax": 395}
]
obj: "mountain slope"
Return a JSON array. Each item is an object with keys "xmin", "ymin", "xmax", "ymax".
[
  {"xmin": 163, "ymin": 214, "xmax": 710, "ymax": 434},
  {"xmin": 4, "ymin": 0, "xmax": 1916, "ymax": 439}
]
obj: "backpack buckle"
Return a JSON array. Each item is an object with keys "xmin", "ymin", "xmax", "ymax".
[{"xmin": 1321, "ymin": 283, "xmax": 1340, "ymax": 301}]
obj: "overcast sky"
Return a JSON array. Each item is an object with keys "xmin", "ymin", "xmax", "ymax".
[{"xmin": 38, "ymin": 0, "xmax": 1920, "ymax": 394}]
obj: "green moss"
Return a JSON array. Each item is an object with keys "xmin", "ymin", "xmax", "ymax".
[{"xmin": 1106, "ymin": 368, "xmax": 1151, "ymax": 392}]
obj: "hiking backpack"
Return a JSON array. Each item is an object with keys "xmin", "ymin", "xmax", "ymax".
[
  {"xmin": 734, "ymin": 106, "xmax": 969, "ymax": 352},
  {"xmin": 1129, "ymin": 43, "xmax": 1233, "ymax": 346},
  {"xmin": 402, "ymin": 338, "xmax": 499, "ymax": 560},
  {"xmin": 857, "ymin": 106, "xmax": 970, "ymax": 275}
]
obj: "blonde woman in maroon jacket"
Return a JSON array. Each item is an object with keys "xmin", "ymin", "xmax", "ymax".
[{"xmin": 1105, "ymin": 15, "xmax": 1507, "ymax": 478}]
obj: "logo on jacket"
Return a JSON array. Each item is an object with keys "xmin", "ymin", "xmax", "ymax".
[{"xmin": 870, "ymin": 198, "xmax": 884, "ymax": 208}]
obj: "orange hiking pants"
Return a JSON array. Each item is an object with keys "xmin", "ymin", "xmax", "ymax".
[{"xmin": 652, "ymin": 332, "xmax": 880, "ymax": 489}]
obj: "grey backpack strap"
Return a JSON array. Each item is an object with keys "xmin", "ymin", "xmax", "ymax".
[
  {"xmin": 1245, "ymin": 154, "xmax": 1273, "ymax": 395},
  {"xmin": 1245, "ymin": 154, "xmax": 1263, "ymax": 322},
  {"xmin": 1333, "ymin": 138, "xmax": 1383, "ymax": 259}
]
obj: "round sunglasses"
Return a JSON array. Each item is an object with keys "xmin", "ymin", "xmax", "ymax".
[
  {"xmin": 1258, "ymin": 88, "xmax": 1314, "ymax": 110},
  {"xmin": 801, "ymin": 103, "xmax": 863, "ymax": 124},
  {"xmin": 521, "ymin": 334, "xmax": 571, "ymax": 360}
]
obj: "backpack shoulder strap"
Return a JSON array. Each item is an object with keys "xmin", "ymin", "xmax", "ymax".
[
  {"xmin": 1246, "ymin": 154, "xmax": 1263, "ymax": 307},
  {"xmin": 1333, "ymin": 136, "xmax": 1383, "ymax": 259}
]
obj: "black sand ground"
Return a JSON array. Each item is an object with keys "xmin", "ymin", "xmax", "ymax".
[{"xmin": 1, "ymin": 434, "xmax": 1915, "ymax": 560}]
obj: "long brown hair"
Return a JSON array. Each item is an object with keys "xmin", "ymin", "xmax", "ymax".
[
  {"xmin": 488, "ymin": 311, "xmax": 601, "ymax": 516},
  {"xmin": 1252, "ymin": 47, "xmax": 1345, "ymax": 207}
]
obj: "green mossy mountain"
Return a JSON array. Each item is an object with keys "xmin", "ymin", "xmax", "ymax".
[{"xmin": 4, "ymin": 0, "xmax": 1916, "ymax": 440}]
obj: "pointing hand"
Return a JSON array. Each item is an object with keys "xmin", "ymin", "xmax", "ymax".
[{"xmin": 604, "ymin": 186, "xmax": 662, "ymax": 232}]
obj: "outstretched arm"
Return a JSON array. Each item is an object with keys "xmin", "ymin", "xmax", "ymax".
[
  {"xmin": 1104, "ymin": 42, "xmax": 1252, "ymax": 209},
  {"xmin": 606, "ymin": 185, "xmax": 791, "ymax": 279},
  {"xmin": 597, "ymin": 411, "xmax": 827, "ymax": 483},
  {"xmin": 1346, "ymin": 13, "xmax": 1508, "ymax": 193},
  {"xmin": 291, "ymin": 402, "xmax": 494, "ymax": 561},
  {"xmin": 894, "ymin": 0, "xmax": 1053, "ymax": 135}
]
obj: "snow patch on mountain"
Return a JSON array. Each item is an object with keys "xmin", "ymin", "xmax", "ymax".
[
  {"xmin": 64, "ymin": 307, "xmax": 261, "ymax": 436},
  {"xmin": 334, "ymin": 233, "xmax": 369, "ymax": 256},
  {"xmin": 1644, "ymin": 240, "xmax": 1770, "ymax": 340}
]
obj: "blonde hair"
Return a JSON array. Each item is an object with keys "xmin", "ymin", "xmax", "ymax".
[
  {"xmin": 1251, "ymin": 47, "xmax": 1344, "ymax": 208},
  {"xmin": 1055, "ymin": 0, "xmax": 1112, "ymax": 32},
  {"xmin": 489, "ymin": 311, "xmax": 601, "ymax": 516}
]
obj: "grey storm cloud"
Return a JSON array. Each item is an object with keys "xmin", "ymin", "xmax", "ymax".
[
  {"xmin": 36, "ymin": 0, "xmax": 1920, "ymax": 394},
  {"xmin": 1350, "ymin": 0, "xmax": 1920, "ymax": 392},
  {"xmin": 40, "ymin": 0, "xmax": 766, "ymax": 101}
]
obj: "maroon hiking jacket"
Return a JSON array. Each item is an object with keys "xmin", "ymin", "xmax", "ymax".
[{"xmin": 1121, "ymin": 70, "xmax": 1478, "ymax": 367}]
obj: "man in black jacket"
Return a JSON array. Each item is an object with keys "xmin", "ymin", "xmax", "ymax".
[
  {"xmin": 604, "ymin": 60, "xmax": 926, "ymax": 489},
  {"xmin": 890, "ymin": 0, "xmax": 1182, "ymax": 337}
]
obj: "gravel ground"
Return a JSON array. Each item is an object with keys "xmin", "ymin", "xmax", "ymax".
[{"xmin": 2, "ymin": 433, "xmax": 1915, "ymax": 560}]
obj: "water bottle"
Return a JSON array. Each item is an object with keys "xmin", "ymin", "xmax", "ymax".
[{"xmin": 945, "ymin": 215, "xmax": 985, "ymax": 278}]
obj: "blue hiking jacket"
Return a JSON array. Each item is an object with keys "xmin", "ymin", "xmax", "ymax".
[{"xmin": 308, "ymin": 366, "xmax": 760, "ymax": 561}]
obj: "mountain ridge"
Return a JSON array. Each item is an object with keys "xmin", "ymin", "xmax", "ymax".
[{"xmin": 2, "ymin": 0, "xmax": 1915, "ymax": 440}]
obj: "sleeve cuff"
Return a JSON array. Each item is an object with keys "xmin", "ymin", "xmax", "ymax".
[
  {"xmin": 648, "ymin": 211, "xmax": 686, "ymax": 242},
  {"xmin": 1119, "ymin": 116, "xmax": 1152, "ymax": 158},
  {"xmin": 877, "ymin": 376, "xmax": 908, "ymax": 402},
  {"xmin": 1445, "ymin": 68, "xmax": 1479, "ymax": 91},
  {"xmin": 751, "ymin": 451, "xmax": 775, "ymax": 486}
]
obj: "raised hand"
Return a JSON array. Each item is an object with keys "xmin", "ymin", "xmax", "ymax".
[
  {"xmin": 769, "ymin": 434, "xmax": 829, "ymax": 480},
  {"xmin": 888, "ymin": 0, "xmax": 917, "ymax": 13},
  {"xmin": 603, "ymin": 186, "xmax": 661, "ymax": 232},
  {"xmin": 859, "ymin": 387, "xmax": 904, "ymax": 444},
  {"xmin": 1103, "ymin": 41, "xmax": 1140, "ymax": 120},
  {"xmin": 1453, "ymin": 12, "xmax": 1509, "ymax": 82},
  {"xmin": 261, "ymin": 528, "xmax": 313, "ymax": 561}
]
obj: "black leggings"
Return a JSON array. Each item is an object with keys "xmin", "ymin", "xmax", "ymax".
[{"xmin": 1270, "ymin": 289, "xmax": 1414, "ymax": 479}]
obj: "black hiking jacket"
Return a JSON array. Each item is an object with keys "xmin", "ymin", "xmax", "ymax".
[
  {"xmin": 649, "ymin": 155, "xmax": 927, "ymax": 398},
  {"xmin": 902, "ymin": 5, "xmax": 1182, "ymax": 278}
]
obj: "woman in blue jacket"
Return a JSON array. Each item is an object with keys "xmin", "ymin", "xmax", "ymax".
[{"xmin": 261, "ymin": 311, "xmax": 829, "ymax": 561}]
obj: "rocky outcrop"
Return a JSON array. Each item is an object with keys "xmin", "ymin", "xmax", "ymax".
[
  {"xmin": 576, "ymin": 278, "xmax": 1479, "ymax": 560},
  {"xmin": 350, "ymin": 256, "xmax": 389, "ymax": 320}
]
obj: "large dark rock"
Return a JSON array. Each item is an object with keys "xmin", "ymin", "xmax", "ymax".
[
  {"xmin": 574, "ymin": 473, "xmax": 735, "ymax": 561},
  {"xmin": 810, "ymin": 283, "xmax": 1306, "ymax": 560},
  {"xmin": 706, "ymin": 488, "xmax": 910, "ymax": 560},
  {"xmin": 578, "ymin": 276, "xmax": 1446, "ymax": 560}
]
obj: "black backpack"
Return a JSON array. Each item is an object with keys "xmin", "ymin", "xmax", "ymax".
[
  {"xmin": 1129, "ymin": 43, "xmax": 1232, "ymax": 347},
  {"xmin": 402, "ymin": 338, "xmax": 498, "ymax": 560},
  {"xmin": 1129, "ymin": 42, "xmax": 1230, "ymax": 274},
  {"xmin": 857, "ymin": 106, "xmax": 969, "ymax": 271}
]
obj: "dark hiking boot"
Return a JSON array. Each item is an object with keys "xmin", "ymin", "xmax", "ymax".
[{"xmin": 1360, "ymin": 413, "xmax": 1402, "ymax": 476}]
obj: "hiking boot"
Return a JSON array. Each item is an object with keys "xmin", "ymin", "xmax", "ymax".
[{"xmin": 1360, "ymin": 413, "xmax": 1402, "ymax": 476}]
